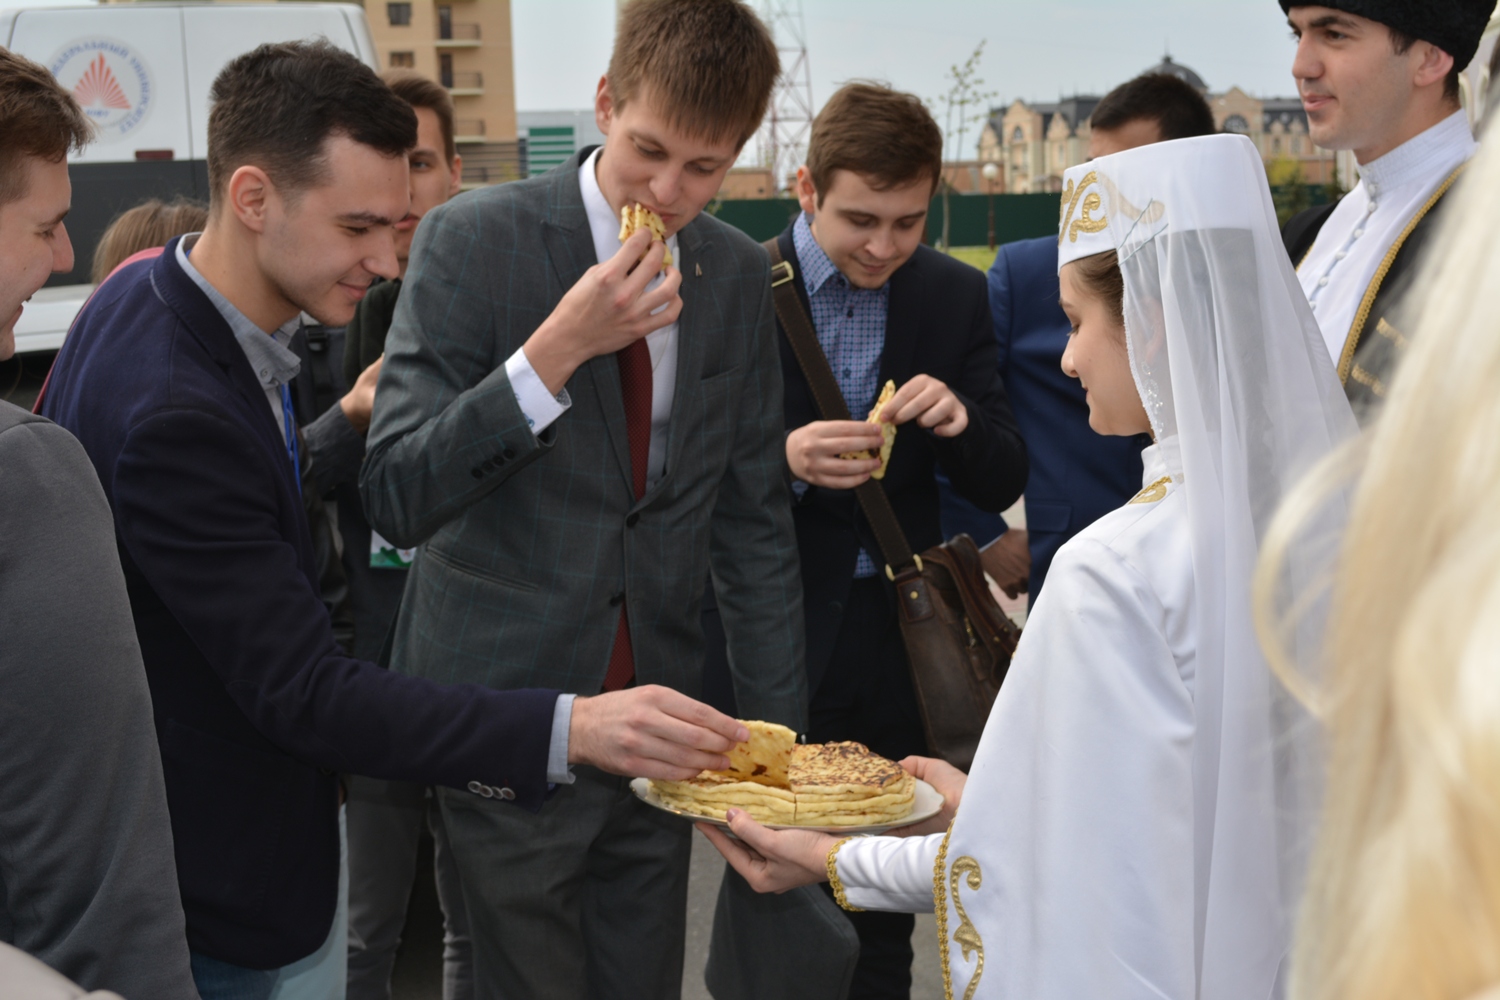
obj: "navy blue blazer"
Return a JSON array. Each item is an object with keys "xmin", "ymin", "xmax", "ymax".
[
  {"xmin": 41, "ymin": 239, "xmax": 557, "ymax": 970},
  {"xmin": 775, "ymin": 227, "xmax": 1028, "ymax": 692},
  {"xmin": 939, "ymin": 236, "xmax": 1146, "ymax": 597}
]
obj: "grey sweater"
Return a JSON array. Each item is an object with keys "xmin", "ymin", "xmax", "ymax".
[{"xmin": 0, "ymin": 401, "xmax": 197, "ymax": 999}]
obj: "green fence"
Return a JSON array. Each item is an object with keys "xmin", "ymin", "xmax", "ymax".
[
  {"xmin": 711, "ymin": 185, "xmax": 1336, "ymax": 246},
  {"xmin": 710, "ymin": 193, "xmax": 1062, "ymax": 247}
]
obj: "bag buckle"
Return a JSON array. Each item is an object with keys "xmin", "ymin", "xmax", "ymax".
[
  {"xmin": 884, "ymin": 554, "xmax": 923, "ymax": 581},
  {"xmin": 771, "ymin": 260, "xmax": 795, "ymax": 287}
]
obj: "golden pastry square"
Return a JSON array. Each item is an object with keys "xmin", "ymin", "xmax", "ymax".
[
  {"xmin": 839, "ymin": 380, "xmax": 898, "ymax": 479},
  {"xmin": 711, "ymin": 719, "xmax": 797, "ymax": 787},
  {"xmin": 618, "ymin": 203, "xmax": 672, "ymax": 268}
]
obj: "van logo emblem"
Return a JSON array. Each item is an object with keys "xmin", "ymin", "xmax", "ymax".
[{"xmin": 49, "ymin": 38, "xmax": 155, "ymax": 143}]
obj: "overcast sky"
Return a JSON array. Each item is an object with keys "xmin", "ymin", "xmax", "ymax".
[
  {"xmin": 513, "ymin": 0, "xmax": 1304, "ymax": 114},
  {"xmin": 15, "ymin": 0, "xmax": 1308, "ymax": 134}
]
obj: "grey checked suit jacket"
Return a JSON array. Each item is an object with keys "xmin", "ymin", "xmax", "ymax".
[{"xmin": 361, "ymin": 151, "xmax": 806, "ymax": 727}]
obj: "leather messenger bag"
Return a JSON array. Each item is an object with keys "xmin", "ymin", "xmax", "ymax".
[{"xmin": 764, "ymin": 239, "xmax": 1020, "ymax": 771}]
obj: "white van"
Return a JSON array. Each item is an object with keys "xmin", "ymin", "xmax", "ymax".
[{"xmin": 1, "ymin": 2, "xmax": 377, "ymax": 355}]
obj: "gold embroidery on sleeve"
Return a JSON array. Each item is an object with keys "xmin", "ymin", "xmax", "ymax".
[
  {"xmin": 1128, "ymin": 475, "xmax": 1171, "ymax": 504},
  {"xmin": 932, "ymin": 824, "xmax": 986, "ymax": 1000},
  {"xmin": 950, "ymin": 857, "xmax": 985, "ymax": 1000},
  {"xmin": 933, "ymin": 824, "xmax": 956, "ymax": 1000}
]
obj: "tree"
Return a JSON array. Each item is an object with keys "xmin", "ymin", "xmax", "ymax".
[{"xmin": 931, "ymin": 41, "xmax": 998, "ymax": 251}]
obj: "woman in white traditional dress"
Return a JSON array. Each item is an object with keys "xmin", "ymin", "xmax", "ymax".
[{"xmin": 703, "ymin": 134, "xmax": 1357, "ymax": 1000}]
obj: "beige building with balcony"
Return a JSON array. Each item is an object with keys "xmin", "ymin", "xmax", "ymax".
[
  {"xmin": 978, "ymin": 56, "xmax": 1340, "ymax": 193},
  {"xmin": 364, "ymin": 0, "xmax": 521, "ymax": 186}
]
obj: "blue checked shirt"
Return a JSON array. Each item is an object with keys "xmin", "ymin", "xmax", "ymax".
[{"xmin": 792, "ymin": 213, "xmax": 889, "ymax": 579}]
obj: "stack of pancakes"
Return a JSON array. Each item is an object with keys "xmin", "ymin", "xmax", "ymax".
[{"xmin": 651, "ymin": 722, "xmax": 915, "ymax": 827}]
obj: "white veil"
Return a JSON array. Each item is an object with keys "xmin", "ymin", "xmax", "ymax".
[{"xmin": 1058, "ymin": 135, "xmax": 1358, "ymax": 996}]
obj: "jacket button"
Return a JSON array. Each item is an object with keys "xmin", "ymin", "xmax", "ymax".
[
  {"xmin": 626, "ymin": 512, "xmax": 640, "ymax": 528},
  {"xmin": 498, "ymin": 787, "xmax": 516, "ymax": 801},
  {"xmin": 467, "ymin": 780, "xmax": 483, "ymax": 794},
  {"xmin": 492, "ymin": 454, "xmax": 506, "ymax": 465},
  {"xmin": 609, "ymin": 591, "xmax": 626, "ymax": 607},
  {"xmin": 471, "ymin": 468, "xmax": 483, "ymax": 479},
  {"xmin": 503, "ymin": 447, "xmax": 516, "ymax": 460},
  {"xmin": 828, "ymin": 601, "xmax": 842, "ymax": 615}
]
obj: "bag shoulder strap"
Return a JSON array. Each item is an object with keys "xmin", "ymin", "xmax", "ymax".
[{"xmin": 763, "ymin": 237, "xmax": 916, "ymax": 574}]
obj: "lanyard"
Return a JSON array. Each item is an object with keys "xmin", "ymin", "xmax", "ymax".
[{"xmin": 279, "ymin": 383, "xmax": 302, "ymax": 496}]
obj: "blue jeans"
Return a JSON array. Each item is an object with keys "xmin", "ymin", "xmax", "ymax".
[
  {"xmin": 190, "ymin": 951, "xmax": 278, "ymax": 1000},
  {"xmin": 192, "ymin": 806, "xmax": 349, "ymax": 1000}
]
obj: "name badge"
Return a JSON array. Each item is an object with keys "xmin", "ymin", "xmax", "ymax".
[{"xmin": 370, "ymin": 530, "xmax": 415, "ymax": 570}]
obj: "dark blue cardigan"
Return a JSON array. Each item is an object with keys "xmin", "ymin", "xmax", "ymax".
[{"xmin": 42, "ymin": 238, "xmax": 557, "ymax": 969}]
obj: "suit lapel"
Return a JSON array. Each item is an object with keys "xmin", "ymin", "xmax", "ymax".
[
  {"xmin": 879, "ymin": 253, "xmax": 924, "ymax": 391},
  {"xmin": 539, "ymin": 159, "xmax": 635, "ymax": 494},
  {"xmin": 643, "ymin": 220, "xmax": 712, "ymax": 506}
]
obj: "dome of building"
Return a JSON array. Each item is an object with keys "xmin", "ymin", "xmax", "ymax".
[{"xmin": 1144, "ymin": 54, "xmax": 1207, "ymax": 93}]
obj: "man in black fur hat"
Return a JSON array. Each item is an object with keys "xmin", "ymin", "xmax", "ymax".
[{"xmin": 1281, "ymin": 1, "xmax": 1491, "ymax": 424}]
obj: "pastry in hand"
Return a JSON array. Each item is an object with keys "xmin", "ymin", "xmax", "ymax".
[
  {"xmin": 839, "ymin": 379, "xmax": 897, "ymax": 479},
  {"xmin": 618, "ymin": 203, "xmax": 672, "ymax": 269}
]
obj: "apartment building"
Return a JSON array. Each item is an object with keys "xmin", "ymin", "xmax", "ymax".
[{"xmin": 365, "ymin": 0, "xmax": 521, "ymax": 186}]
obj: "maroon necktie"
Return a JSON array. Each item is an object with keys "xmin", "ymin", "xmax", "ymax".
[{"xmin": 602, "ymin": 338, "xmax": 652, "ymax": 691}]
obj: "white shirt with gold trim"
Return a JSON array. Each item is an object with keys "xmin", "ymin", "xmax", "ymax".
[
  {"xmin": 836, "ymin": 439, "xmax": 1198, "ymax": 999},
  {"xmin": 1297, "ymin": 110, "xmax": 1474, "ymax": 365}
]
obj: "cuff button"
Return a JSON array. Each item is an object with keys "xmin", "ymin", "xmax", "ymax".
[{"xmin": 498, "ymin": 787, "xmax": 516, "ymax": 801}]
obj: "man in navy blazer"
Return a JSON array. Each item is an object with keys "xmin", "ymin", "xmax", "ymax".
[
  {"xmin": 940, "ymin": 72, "xmax": 1217, "ymax": 599},
  {"xmin": 41, "ymin": 42, "xmax": 745, "ymax": 998}
]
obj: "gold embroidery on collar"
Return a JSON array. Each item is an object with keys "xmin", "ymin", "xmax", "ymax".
[
  {"xmin": 1128, "ymin": 475, "xmax": 1171, "ymax": 504},
  {"xmin": 950, "ymin": 857, "xmax": 985, "ymax": 1000},
  {"xmin": 1059, "ymin": 171, "xmax": 1107, "ymax": 245},
  {"xmin": 933, "ymin": 824, "xmax": 986, "ymax": 1000}
]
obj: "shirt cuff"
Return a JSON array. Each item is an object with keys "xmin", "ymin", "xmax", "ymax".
[
  {"xmin": 505, "ymin": 348, "xmax": 572, "ymax": 437},
  {"xmin": 837, "ymin": 832, "xmax": 945, "ymax": 913},
  {"xmin": 546, "ymin": 693, "xmax": 576, "ymax": 785}
]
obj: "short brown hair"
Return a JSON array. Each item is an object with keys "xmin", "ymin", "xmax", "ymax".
[
  {"xmin": 382, "ymin": 69, "xmax": 456, "ymax": 165},
  {"xmin": 1091, "ymin": 73, "xmax": 1215, "ymax": 142},
  {"xmin": 92, "ymin": 197, "xmax": 208, "ymax": 283},
  {"xmin": 0, "ymin": 47, "xmax": 92, "ymax": 206},
  {"xmin": 207, "ymin": 41, "xmax": 416, "ymax": 203},
  {"xmin": 806, "ymin": 83, "xmax": 943, "ymax": 202},
  {"xmin": 607, "ymin": 0, "xmax": 778, "ymax": 147}
]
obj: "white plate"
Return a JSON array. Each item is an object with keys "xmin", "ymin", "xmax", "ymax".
[{"xmin": 630, "ymin": 776, "xmax": 943, "ymax": 836}]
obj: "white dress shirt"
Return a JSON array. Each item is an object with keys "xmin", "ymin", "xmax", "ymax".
[
  {"xmin": 505, "ymin": 147, "xmax": 680, "ymax": 491},
  {"xmin": 1298, "ymin": 110, "xmax": 1475, "ymax": 364}
]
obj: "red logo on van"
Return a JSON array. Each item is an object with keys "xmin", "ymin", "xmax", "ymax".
[
  {"xmin": 73, "ymin": 53, "xmax": 131, "ymax": 111},
  {"xmin": 49, "ymin": 38, "xmax": 154, "ymax": 142}
]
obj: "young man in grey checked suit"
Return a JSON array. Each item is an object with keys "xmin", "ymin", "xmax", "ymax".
[{"xmin": 360, "ymin": 1, "xmax": 804, "ymax": 996}]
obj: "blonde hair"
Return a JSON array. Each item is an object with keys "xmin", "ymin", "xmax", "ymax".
[
  {"xmin": 1254, "ymin": 134, "xmax": 1500, "ymax": 1000},
  {"xmin": 92, "ymin": 197, "xmax": 207, "ymax": 283}
]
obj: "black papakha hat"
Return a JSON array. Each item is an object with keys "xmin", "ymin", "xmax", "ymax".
[{"xmin": 1279, "ymin": 0, "xmax": 1494, "ymax": 71}]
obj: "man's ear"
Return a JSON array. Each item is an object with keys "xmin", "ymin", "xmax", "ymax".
[
  {"xmin": 595, "ymin": 76, "xmax": 614, "ymax": 136},
  {"xmin": 1412, "ymin": 40, "xmax": 1456, "ymax": 93},
  {"xmin": 795, "ymin": 165, "xmax": 818, "ymax": 217},
  {"xmin": 448, "ymin": 153, "xmax": 463, "ymax": 197},
  {"xmin": 225, "ymin": 164, "xmax": 274, "ymax": 235}
]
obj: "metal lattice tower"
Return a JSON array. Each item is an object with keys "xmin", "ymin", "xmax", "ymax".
[{"xmin": 757, "ymin": 0, "xmax": 814, "ymax": 194}]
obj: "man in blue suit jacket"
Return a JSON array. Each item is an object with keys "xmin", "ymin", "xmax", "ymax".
[
  {"xmin": 941, "ymin": 72, "xmax": 1217, "ymax": 599},
  {"xmin": 42, "ymin": 43, "xmax": 744, "ymax": 999}
]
